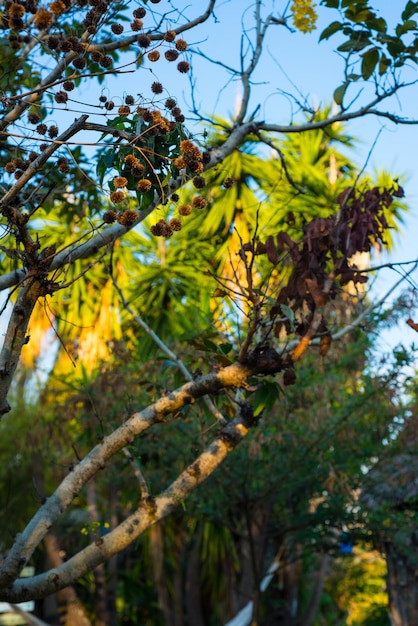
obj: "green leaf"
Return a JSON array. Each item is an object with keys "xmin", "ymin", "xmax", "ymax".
[
  {"xmin": 361, "ymin": 47, "xmax": 379, "ymax": 80},
  {"xmin": 319, "ymin": 21, "xmax": 343, "ymax": 41},
  {"xmin": 396, "ymin": 19, "xmax": 417, "ymax": 36},
  {"xmin": 378, "ymin": 53, "xmax": 391, "ymax": 75},
  {"xmin": 402, "ymin": 1, "xmax": 418, "ymax": 21},
  {"xmin": 320, "ymin": 0, "xmax": 339, "ymax": 7},
  {"xmin": 333, "ymin": 82, "xmax": 348, "ymax": 106},
  {"xmin": 280, "ymin": 304, "xmax": 295, "ymax": 324}
]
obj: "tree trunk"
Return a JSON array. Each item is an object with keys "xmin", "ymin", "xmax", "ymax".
[
  {"xmin": 43, "ymin": 533, "xmax": 92, "ymax": 626},
  {"xmin": 385, "ymin": 542, "xmax": 418, "ymax": 626},
  {"xmin": 86, "ymin": 479, "xmax": 110, "ymax": 626},
  {"xmin": 300, "ymin": 553, "xmax": 330, "ymax": 626}
]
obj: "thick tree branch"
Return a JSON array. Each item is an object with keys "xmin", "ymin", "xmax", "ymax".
[
  {"xmin": 0, "ymin": 354, "xmax": 283, "ymax": 592},
  {"xmin": 0, "ymin": 403, "xmax": 255, "ymax": 602}
]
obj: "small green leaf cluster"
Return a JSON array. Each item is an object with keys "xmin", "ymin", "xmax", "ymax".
[{"xmin": 320, "ymin": 0, "xmax": 418, "ymax": 104}]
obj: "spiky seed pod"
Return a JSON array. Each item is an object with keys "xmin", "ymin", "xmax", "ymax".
[
  {"xmin": 138, "ymin": 34, "xmax": 151, "ymax": 48},
  {"xmin": 58, "ymin": 161, "xmax": 70, "ymax": 173},
  {"xmin": 14, "ymin": 170, "xmax": 24, "ymax": 179},
  {"xmin": 125, "ymin": 154, "xmax": 139, "ymax": 167},
  {"xmin": 130, "ymin": 19, "xmax": 143, "ymax": 31},
  {"xmin": 104, "ymin": 100, "xmax": 115, "ymax": 110},
  {"xmin": 164, "ymin": 49, "xmax": 178, "ymax": 61},
  {"xmin": 131, "ymin": 164, "xmax": 145, "ymax": 177},
  {"xmin": 192, "ymin": 196, "xmax": 208, "ymax": 210},
  {"xmin": 172, "ymin": 156, "xmax": 187, "ymax": 170},
  {"xmin": 151, "ymin": 81, "xmax": 163, "ymax": 94},
  {"xmin": 49, "ymin": 0, "xmax": 66, "ymax": 14},
  {"xmin": 175, "ymin": 39, "xmax": 187, "ymax": 51},
  {"xmin": 177, "ymin": 61, "xmax": 190, "ymax": 74},
  {"xmin": 193, "ymin": 176, "xmax": 206, "ymax": 189},
  {"xmin": 171, "ymin": 193, "xmax": 179, "ymax": 202},
  {"xmin": 118, "ymin": 210, "xmax": 138, "ymax": 227},
  {"xmin": 171, "ymin": 107, "xmax": 181, "ymax": 118},
  {"xmin": 103, "ymin": 210, "xmax": 117, "ymax": 223},
  {"xmin": 111, "ymin": 23, "xmax": 123, "ymax": 34},
  {"xmin": 86, "ymin": 24, "xmax": 96, "ymax": 33},
  {"xmin": 164, "ymin": 30, "xmax": 176, "ymax": 42},
  {"xmin": 118, "ymin": 105, "xmax": 130, "ymax": 116},
  {"xmin": 99, "ymin": 55, "xmax": 112, "ymax": 68},
  {"xmin": 147, "ymin": 50, "xmax": 160, "ymax": 62},
  {"xmin": 202, "ymin": 151, "xmax": 211, "ymax": 164},
  {"xmin": 178, "ymin": 204, "xmax": 192, "ymax": 216},
  {"xmin": 29, "ymin": 152, "xmax": 38, "ymax": 162},
  {"xmin": 188, "ymin": 159, "xmax": 203, "ymax": 173},
  {"xmin": 99, "ymin": 95, "xmax": 107, "ymax": 102},
  {"xmin": 63, "ymin": 80, "xmax": 75, "ymax": 91},
  {"xmin": 169, "ymin": 218, "xmax": 182, "ymax": 231},
  {"xmin": 133, "ymin": 7, "xmax": 146, "ymax": 18},
  {"xmin": 73, "ymin": 56, "xmax": 86, "ymax": 69},
  {"xmin": 40, "ymin": 143, "xmax": 48, "ymax": 151},
  {"xmin": 8, "ymin": 4, "xmax": 26, "ymax": 18},
  {"xmin": 113, "ymin": 176, "xmax": 128, "ymax": 188},
  {"xmin": 175, "ymin": 114, "xmax": 185, "ymax": 123},
  {"xmin": 165, "ymin": 97, "xmax": 176, "ymax": 110},
  {"xmin": 14, "ymin": 158, "xmax": 26, "ymax": 170},
  {"xmin": 137, "ymin": 179, "xmax": 152, "ymax": 192},
  {"xmin": 73, "ymin": 41, "xmax": 84, "ymax": 53},
  {"xmin": 150, "ymin": 0, "xmax": 161, "ymax": 3},
  {"xmin": 223, "ymin": 177, "xmax": 235, "ymax": 188},
  {"xmin": 34, "ymin": 8, "xmax": 53, "ymax": 28},
  {"xmin": 90, "ymin": 49, "xmax": 103, "ymax": 62},
  {"xmin": 110, "ymin": 191, "xmax": 125, "ymax": 204},
  {"xmin": 54, "ymin": 91, "xmax": 68, "ymax": 103},
  {"xmin": 125, "ymin": 95, "xmax": 134, "ymax": 105},
  {"xmin": 60, "ymin": 39, "xmax": 73, "ymax": 52},
  {"xmin": 150, "ymin": 224, "xmax": 162, "ymax": 236},
  {"xmin": 5, "ymin": 162, "xmax": 17, "ymax": 173},
  {"xmin": 28, "ymin": 112, "xmax": 41, "ymax": 124}
]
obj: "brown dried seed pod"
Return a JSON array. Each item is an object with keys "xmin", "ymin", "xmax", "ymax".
[
  {"xmin": 178, "ymin": 204, "xmax": 192, "ymax": 216},
  {"xmin": 223, "ymin": 177, "xmax": 235, "ymax": 188},
  {"xmin": 165, "ymin": 98, "xmax": 176, "ymax": 110},
  {"xmin": 63, "ymin": 80, "xmax": 75, "ymax": 91},
  {"xmin": 164, "ymin": 49, "xmax": 178, "ymax": 61},
  {"xmin": 172, "ymin": 156, "xmax": 187, "ymax": 170},
  {"xmin": 104, "ymin": 100, "xmax": 115, "ymax": 110},
  {"xmin": 192, "ymin": 196, "xmax": 208, "ymax": 210},
  {"xmin": 34, "ymin": 8, "xmax": 53, "ymax": 28},
  {"xmin": 99, "ymin": 55, "xmax": 112, "ymax": 68},
  {"xmin": 8, "ymin": 4, "xmax": 26, "ymax": 18},
  {"xmin": 133, "ymin": 7, "xmax": 146, "ymax": 18},
  {"xmin": 175, "ymin": 39, "xmax": 187, "ymax": 51},
  {"xmin": 5, "ymin": 162, "xmax": 17, "ymax": 173},
  {"xmin": 111, "ymin": 23, "xmax": 123, "ymax": 34},
  {"xmin": 147, "ymin": 50, "xmax": 160, "ymax": 62},
  {"xmin": 131, "ymin": 164, "xmax": 145, "ymax": 177},
  {"xmin": 73, "ymin": 56, "xmax": 86, "ymax": 69},
  {"xmin": 130, "ymin": 19, "xmax": 143, "ymax": 31},
  {"xmin": 99, "ymin": 95, "xmax": 107, "ymax": 103},
  {"xmin": 175, "ymin": 114, "xmax": 185, "ymax": 123},
  {"xmin": 169, "ymin": 218, "xmax": 182, "ymax": 231},
  {"xmin": 164, "ymin": 30, "xmax": 176, "ymax": 42},
  {"xmin": 58, "ymin": 162, "xmax": 70, "ymax": 173},
  {"xmin": 49, "ymin": 0, "xmax": 66, "ymax": 14},
  {"xmin": 151, "ymin": 81, "xmax": 163, "ymax": 94},
  {"xmin": 193, "ymin": 175, "xmax": 206, "ymax": 189},
  {"xmin": 138, "ymin": 34, "xmax": 151, "ymax": 48},
  {"xmin": 125, "ymin": 154, "xmax": 139, "ymax": 166},
  {"xmin": 118, "ymin": 105, "xmax": 130, "ymax": 116},
  {"xmin": 125, "ymin": 95, "xmax": 134, "ymax": 105},
  {"xmin": 103, "ymin": 210, "xmax": 117, "ymax": 223},
  {"xmin": 177, "ymin": 61, "xmax": 190, "ymax": 74},
  {"xmin": 90, "ymin": 49, "xmax": 103, "ymax": 62},
  {"xmin": 110, "ymin": 191, "xmax": 125, "ymax": 204},
  {"xmin": 46, "ymin": 35, "xmax": 60, "ymax": 49},
  {"xmin": 28, "ymin": 112, "xmax": 41, "ymax": 124},
  {"xmin": 188, "ymin": 160, "xmax": 203, "ymax": 173},
  {"xmin": 113, "ymin": 176, "xmax": 128, "ymax": 188},
  {"xmin": 202, "ymin": 151, "xmax": 211, "ymax": 164},
  {"xmin": 137, "ymin": 179, "xmax": 152, "ymax": 192},
  {"xmin": 118, "ymin": 210, "xmax": 138, "ymax": 227},
  {"xmin": 29, "ymin": 151, "xmax": 38, "ymax": 162},
  {"xmin": 54, "ymin": 91, "xmax": 68, "ymax": 103}
]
